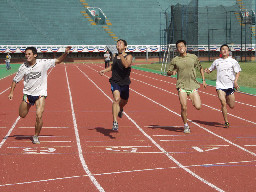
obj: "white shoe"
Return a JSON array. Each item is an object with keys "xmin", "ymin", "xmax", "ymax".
[
  {"xmin": 32, "ymin": 135, "xmax": 40, "ymax": 144},
  {"xmin": 184, "ymin": 125, "xmax": 190, "ymax": 134}
]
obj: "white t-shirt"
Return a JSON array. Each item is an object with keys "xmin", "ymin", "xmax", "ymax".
[
  {"xmin": 6, "ymin": 55, "xmax": 11, "ymax": 62},
  {"xmin": 13, "ymin": 59, "xmax": 55, "ymax": 96},
  {"xmin": 209, "ymin": 57, "xmax": 241, "ymax": 89},
  {"xmin": 104, "ymin": 53, "xmax": 110, "ymax": 61}
]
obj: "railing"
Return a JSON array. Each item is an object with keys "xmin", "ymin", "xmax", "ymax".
[{"xmin": 0, "ymin": 44, "xmax": 255, "ymax": 53}]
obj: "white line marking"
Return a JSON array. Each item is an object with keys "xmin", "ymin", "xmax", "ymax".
[
  {"xmin": 160, "ymin": 140, "xmax": 194, "ymax": 142},
  {"xmin": 153, "ymin": 135, "xmax": 184, "ymax": 137},
  {"xmin": 130, "ymin": 88, "xmax": 256, "ymax": 157},
  {"xmin": 1, "ymin": 158, "xmax": 255, "ymax": 188},
  {"xmin": 77, "ymin": 66, "xmax": 224, "ymax": 192},
  {"xmin": 18, "ymin": 127, "xmax": 69, "ymax": 129},
  {"xmin": 0, "ymin": 71, "xmax": 16, "ymax": 81},
  {"xmin": 0, "ymin": 87, "xmax": 10, "ymax": 95},
  {"xmin": 131, "ymin": 77, "xmax": 256, "ymax": 125},
  {"xmin": 244, "ymin": 145, "xmax": 256, "ymax": 147},
  {"xmin": 64, "ymin": 66, "xmax": 104, "ymax": 192},
  {"xmin": 0, "ymin": 127, "xmax": 6, "ymax": 128},
  {"xmin": 192, "ymin": 147, "xmax": 204, "ymax": 152},
  {"xmin": 13, "ymin": 141, "xmax": 72, "ymax": 143},
  {"xmin": 132, "ymin": 70, "xmax": 256, "ymax": 108},
  {"xmin": 90, "ymin": 64, "xmax": 256, "ymax": 124},
  {"xmin": 0, "ymin": 117, "xmax": 20, "ymax": 149}
]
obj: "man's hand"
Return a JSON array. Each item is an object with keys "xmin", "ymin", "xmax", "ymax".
[
  {"xmin": 167, "ymin": 70, "xmax": 177, "ymax": 76},
  {"xmin": 99, "ymin": 70, "xmax": 105, "ymax": 76},
  {"xmin": 204, "ymin": 68, "xmax": 211, "ymax": 74},
  {"xmin": 65, "ymin": 46, "xmax": 72, "ymax": 54},
  {"xmin": 234, "ymin": 81, "xmax": 240, "ymax": 90},
  {"xmin": 8, "ymin": 92, "xmax": 13, "ymax": 100},
  {"xmin": 202, "ymin": 80, "xmax": 207, "ymax": 88}
]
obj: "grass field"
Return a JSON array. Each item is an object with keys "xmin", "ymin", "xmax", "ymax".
[{"xmin": 136, "ymin": 61, "xmax": 256, "ymax": 89}]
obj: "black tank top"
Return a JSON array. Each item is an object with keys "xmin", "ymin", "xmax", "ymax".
[{"xmin": 109, "ymin": 55, "xmax": 131, "ymax": 86}]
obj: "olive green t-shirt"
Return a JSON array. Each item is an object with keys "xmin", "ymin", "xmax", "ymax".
[{"xmin": 168, "ymin": 53, "xmax": 202, "ymax": 90}]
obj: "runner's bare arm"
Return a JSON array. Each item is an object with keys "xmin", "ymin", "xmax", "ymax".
[
  {"xmin": 200, "ymin": 68, "xmax": 207, "ymax": 88},
  {"xmin": 55, "ymin": 46, "xmax": 72, "ymax": 64},
  {"xmin": 99, "ymin": 65, "xmax": 112, "ymax": 76},
  {"xmin": 234, "ymin": 72, "xmax": 240, "ymax": 90},
  {"xmin": 8, "ymin": 81, "xmax": 17, "ymax": 100},
  {"xmin": 119, "ymin": 54, "xmax": 133, "ymax": 68}
]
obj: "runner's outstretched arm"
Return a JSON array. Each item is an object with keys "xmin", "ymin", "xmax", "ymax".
[{"xmin": 55, "ymin": 46, "xmax": 72, "ymax": 64}]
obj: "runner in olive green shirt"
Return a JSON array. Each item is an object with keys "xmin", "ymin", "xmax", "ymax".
[{"xmin": 167, "ymin": 40, "xmax": 207, "ymax": 134}]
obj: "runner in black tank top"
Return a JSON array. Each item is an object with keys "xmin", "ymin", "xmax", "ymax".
[
  {"xmin": 99, "ymin": 39, "xmax": 133, "ymax": 131},
  {"xmin": 109, "ymin": 54, "xmax": 131, "ymax": 86}
]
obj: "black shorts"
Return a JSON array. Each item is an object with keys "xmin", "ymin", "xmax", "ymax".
[
  {"xmin": 217, "ymin": 88, "xmax": 235, "ymax": 96},
  {"xmin": 111, "ymin": 83, "xmax": 129, "ymax": 100},
  {"xmin": 23, "ymin": 94, "xmax": 46, "ymax": 105}
]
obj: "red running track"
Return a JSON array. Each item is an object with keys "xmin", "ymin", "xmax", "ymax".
[{"xmin": 0, "ymin": 63, "xmax": 256, "ymax": 192}]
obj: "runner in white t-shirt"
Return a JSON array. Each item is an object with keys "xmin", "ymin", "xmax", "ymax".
[
  {"xmin": 8, "ymin": 46, "xmax": 71, "ymax": 144},
  {"xmin": 205, "ymin": 44, "xmax": 241, "ymax": 128}
]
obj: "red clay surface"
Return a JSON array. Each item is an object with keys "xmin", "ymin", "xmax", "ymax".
[{"xmin": 1, "ymin": 63, "xmax": 256, "ymax": 192}]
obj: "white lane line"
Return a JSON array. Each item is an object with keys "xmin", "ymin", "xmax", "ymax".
[
  {"xmin": 64, "ymin": 66, "xmax": 104, "ymax": 192},
  {"xmin": 1, "ymin": 159, "xmax": 255, "ymax": 187},
  {"xmin": 0, "ymin": 71, "xmax": 16, "ymax": 81},
  {"xmin": 131, "ymin": 77, "xmax": 256, "ymax": 125},
  {"xmin": 153, "ymin": 135, "xmax": 184, "ymax": 137},
  {"xmin": 89, "ymin": 64, "xmax": 256, "ymax": 125},
  {"xmin": 19, "ymin": 127, "xmax": 69, "ymax": 128},
  {"xmin": 192, "ymin": 147, "xmax": 204, "ymax": 153},
  {"xmin": 0, "ymin": 67, "xmax": 56, "ymax": 148},
  {"xmin": 14, "ymin": 141, "xmax": 72, "ymax": 143},
  {"xmin": 132, "ymin": 70, "xmax": 256, "ymax": 108},
  {"xmin": 130, "ymin": 88, "xmax": 256, "ymax": 157},
  {"xmin": 77, "ymin": 66, "xmax": 224, "ymax": 192},
  {"xmin": 0, "ymin": 117, "xmax": 20, "ymax": 149},
  {"xmin": 0, "ymin": 87, "xmax": 10, "ymax": 95}
]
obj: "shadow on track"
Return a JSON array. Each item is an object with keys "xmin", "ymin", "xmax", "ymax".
[
  {"xmin": 92, "ymin": 127, "xmax": 117, "ymax": 139},
  {"xmin": 147, "ymin": 125, "xmax": 183, "ymax": 132},
  {"xmin": 191, "ymin": 120, "xmax": 223, "ymax": 128}
]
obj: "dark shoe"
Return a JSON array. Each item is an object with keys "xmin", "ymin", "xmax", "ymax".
[
  {"xmin": 118, "ymin": 109, "xmax": 123, "ymax": 118},
  {"xmin": 224, "ymin": 122, "xmax": 230, "ymax": 128}
]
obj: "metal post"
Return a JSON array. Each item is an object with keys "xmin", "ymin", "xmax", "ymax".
[
  {"xmin": 208, "ymin": 29, "xmax": 210, "ymax": 61},
  {"xmin": 241, "ymin": 12, "xmax": 243, "ymax": 62}
]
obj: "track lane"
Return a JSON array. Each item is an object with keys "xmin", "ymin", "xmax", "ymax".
[
  {"xmin": 85, "ymin": 63, "xmax": 256, "ymax": 191},
  {"xmin": 72, "ymin": 64, "xmax": 225, "ymax": 191},
  {"xmin": 0, "ymin": 65, "xmax": 98, "ymax": 192}
]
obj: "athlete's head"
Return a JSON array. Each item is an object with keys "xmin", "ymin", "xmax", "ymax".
[
  {"xmin": 117, "ymin": 39, "xmax": 127, "ymax": 53},
  {"xmin": 25, "ymin": 47, "xmax": 37, "ymax": 64},
  {"xmin": 176, "ymin": 40, "xmax": 187, "ymax": 55},
  {"xmin": 220, "ymin": 44, "xmax": 230, "ymax": 58}
]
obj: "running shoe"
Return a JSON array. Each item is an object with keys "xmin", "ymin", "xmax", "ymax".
[
  {"xmin": 118, "ymin": 109, "xmax": 123, "ymax": 118},
  {"xmin": 184, "ymin": 125, "xmax": 191, "ymax": 134},
  {"xmin": 224, "ymin": 122, "xmax": 230, "ymax": 128},
  {"xmin": 32, "ymin": 135, "xmax": 40, "ymax": 144},
  {"xmin": 112, "ymin": 121, "xmax": 118, "ymax": 131}
]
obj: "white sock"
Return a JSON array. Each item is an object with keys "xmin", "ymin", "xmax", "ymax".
[{"xmin": 184, "ymin": 123, "xmax": 188, "ymax": 127}]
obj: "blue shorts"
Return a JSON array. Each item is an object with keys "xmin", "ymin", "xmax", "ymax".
[
  {"xmin": 217, "ymin": 88, "xmax": 235, "ymax": 96},
  {"xmin": 23, "ymin": 94, "xmax": 46, "ymax": 105},
  {"xmin": 111, "ymin": 83, "xmax": 130, "ymax": 100}
]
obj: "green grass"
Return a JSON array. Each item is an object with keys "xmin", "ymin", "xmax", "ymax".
[
  {"xmin": 135, "ymin": 61, "xmax": 256, "ymax": 89},
  {"xmin": 0, "ymin": 64, "xmax": 21, "ymax": 79}
]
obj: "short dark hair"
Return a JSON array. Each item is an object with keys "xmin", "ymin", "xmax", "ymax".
[
  {"xmin": 117, "ymin": 39, "xmax": 127, "ymax": 46},
  {"xmin": 176, "ymin": 40, "xmax": 187, "ymax": 47},
  {"xmin": 25, "ymin": 47, "xmax": 37, "ymax": 55},
  {"xmin": 220, "ymin": 44, "xmax": 230, "ymax": 51}
]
